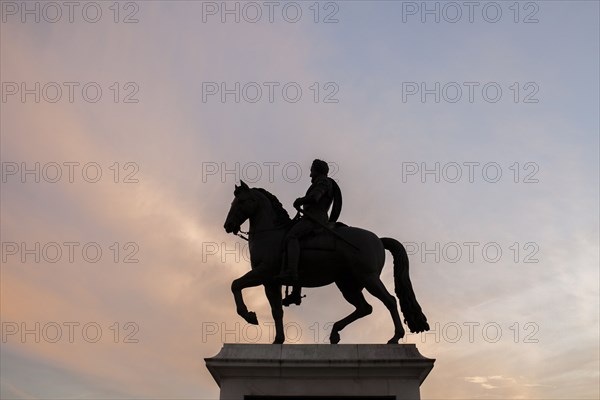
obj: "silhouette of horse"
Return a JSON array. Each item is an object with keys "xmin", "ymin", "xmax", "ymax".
[{"xmin": 223, "ymin": 181, "xmax": 429, "ymax": 344}]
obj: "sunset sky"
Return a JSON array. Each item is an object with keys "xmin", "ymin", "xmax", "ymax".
[{"xmin": 1, "ymin": 1, "xmax": 598, "ymax": 399}]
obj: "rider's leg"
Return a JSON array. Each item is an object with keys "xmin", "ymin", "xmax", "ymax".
[
  {"xmin": 278, "ymin": 220, "xmax": 313, "ymax": 283},
  {"xmin": 280, "ymin": 220, "xmax": 314, "ymax": 305},
  {"xmin": 286, "ymin": 236, "xmax": 300, "ymax": 280}
]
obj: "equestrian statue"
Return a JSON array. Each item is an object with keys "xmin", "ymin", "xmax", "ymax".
[{"xmin": 223, "ymin": 159, "xmax": 429, "ymax": 344}]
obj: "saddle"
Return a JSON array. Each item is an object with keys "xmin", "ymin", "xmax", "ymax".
[{"xmin": 299, "ymin": 222, "xmax": 347, "ymax": 251}]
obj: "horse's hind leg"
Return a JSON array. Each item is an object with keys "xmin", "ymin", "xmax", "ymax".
[
  {"xmin": 330, "ymin": 280, "xmax": 373, "ymax": 344},
  {"xmin": 264, "ymin": 283, "xmax": 285, "ymax": 344},
  {"xmin": 363, "ymin": 275, "xmax": 405, "ymax": 344}
]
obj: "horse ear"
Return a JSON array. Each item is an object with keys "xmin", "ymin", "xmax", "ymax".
[
  {"xmin": 235, "ymin": 184, "xmax": 239, "ymax": 189},
  {"xmin": 240, "ymin": 180, "xmax": 249, "ymax": 190}
]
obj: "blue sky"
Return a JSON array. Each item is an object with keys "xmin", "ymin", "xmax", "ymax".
[{"xmin": 1, "ymin": 1, "xmax": 599, "ymax": 398}]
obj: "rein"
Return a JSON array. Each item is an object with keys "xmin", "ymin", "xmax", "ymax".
[{"xmin": 236, "ymin": 225, "xmax": 288, "ymax": 241}]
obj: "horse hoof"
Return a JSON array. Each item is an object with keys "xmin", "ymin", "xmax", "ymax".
[
  {"xmin": 244, "ymin": 311, "xmax": 258, "ymax": 325},
  {"xmin": 273, "ymin": 336, "xmax": 284, "ymax": 344},
  {"xmin": 330, "ymin": 332, "xmax": 340, "ymax": 344},
  {"xmin": 387, "ymin": 338, "xmax": 399, "ymax": 344}
]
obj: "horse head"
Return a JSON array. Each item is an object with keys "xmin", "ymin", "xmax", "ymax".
[
  {"xmin": 224, "ymin": 181, "xmax": 291, "ymax": 235},
  {"xmin": 224, "ymin": 180, "xmax": 257, "ymax": 234}
]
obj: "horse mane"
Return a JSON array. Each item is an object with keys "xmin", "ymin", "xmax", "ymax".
[{"xmin": 253, "ymin": 188, "xmax": 291, "ymax": 226}]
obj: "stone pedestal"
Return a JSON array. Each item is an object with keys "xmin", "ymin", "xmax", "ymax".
[{"xmin": 205, "ymin": 344, "xmax": 434, "ymax": 399}]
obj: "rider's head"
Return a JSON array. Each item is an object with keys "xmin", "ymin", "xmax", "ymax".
[{"xmin": 310, "ymin": 159, "xmax": 329, "ymax": 178}]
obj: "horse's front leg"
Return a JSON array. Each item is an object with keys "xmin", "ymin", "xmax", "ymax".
[
  {"xmin": 231, "ymin": 268, "xmax": 267, "ymax": 325},
  {"xmin": 264, "ymin": 283, "xmax": 284, "ymax": 344}
]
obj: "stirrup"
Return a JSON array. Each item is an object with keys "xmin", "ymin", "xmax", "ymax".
[{"xmin": 282, "ymin": 286, "xmax": 305, "ymax": 307}]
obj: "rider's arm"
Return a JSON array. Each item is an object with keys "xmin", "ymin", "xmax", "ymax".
[{"xmin": 298, "ymin": 177, "xmax": 332, "ymax": 205}]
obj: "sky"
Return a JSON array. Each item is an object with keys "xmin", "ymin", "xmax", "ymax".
[{"xmin": 1, "ymin": 0, "xmax": 599, "ymax": 399}]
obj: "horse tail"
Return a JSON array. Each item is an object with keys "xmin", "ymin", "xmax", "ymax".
[{"xmin": 381, "ymin": 237, "xmax": 430, "ymax": 333}]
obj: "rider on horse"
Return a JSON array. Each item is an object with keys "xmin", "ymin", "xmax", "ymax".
[
  {"xmin": 224, "ymin": 165, "xmax": 430, "ymax": 343},
  {"xmin": 276, "ymin": 159, "xmax": 342, "ymax": 305}
]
